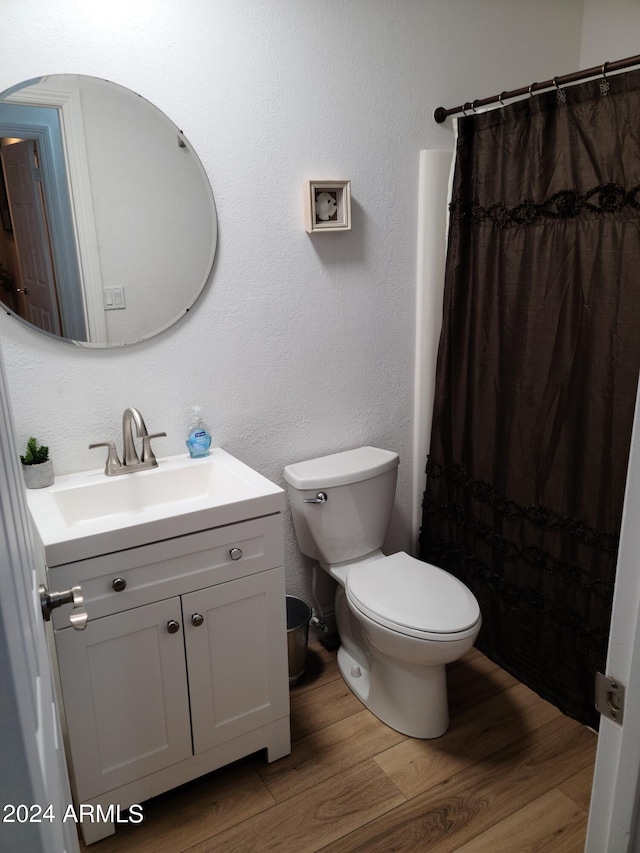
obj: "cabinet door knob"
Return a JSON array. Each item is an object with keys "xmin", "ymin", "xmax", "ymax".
[
  {"xmin": 229, "ymin": 547, "xmax": 243, "ymax": 561},
  {"xmin": 112, "ymin": 578, "xmax": 127, "ymax": 592},
  {"xmin": 167, "ymin": 619, "xmax": 180, "ymax": 634},
  {"xmin": 191, "ymin": 613, "xmax": 204, "ymax": 627}
]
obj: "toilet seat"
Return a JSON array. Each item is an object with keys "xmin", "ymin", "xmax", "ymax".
[{"xmin": 346, "ymin": 552, "xmax": 480, "ymax": 641}]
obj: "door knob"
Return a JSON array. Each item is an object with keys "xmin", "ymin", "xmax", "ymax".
[
  {"xmin": 191, "ymin": 613, "xmax": 204, "ymax": 627},
  {"xmin": 39, "ymin": 584, "xmax": 88, "ymax": 631},
  {"xmin": 167, "ymin": 619, "xmax": 180, "ymax": 634},
  {"xmin": 229, "ymin": 547, "xmax": 243, "ymax": 561}
]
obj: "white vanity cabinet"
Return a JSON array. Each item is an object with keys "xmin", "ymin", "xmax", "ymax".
[{"xmin": 41, "ymin": 511, "xmax": 291, "ymax": 845}]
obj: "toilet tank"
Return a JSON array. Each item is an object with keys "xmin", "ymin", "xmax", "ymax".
[{"xmin": 283, "ymin": 446, "xmax": 399, "ymax": 566}]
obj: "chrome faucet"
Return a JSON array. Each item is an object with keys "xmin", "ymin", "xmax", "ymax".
[
  {"xmin": 122, "ymin": 407, "xmax": 146, "ymax": 466},
  {"xmin": 89, "ymin": 407, "xmax": 167, "ymax": 476}
]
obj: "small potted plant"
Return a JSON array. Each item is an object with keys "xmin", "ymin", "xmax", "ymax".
[{"xmin": 21, "ymin": 437, "xmax": 54, "ymax": 489}]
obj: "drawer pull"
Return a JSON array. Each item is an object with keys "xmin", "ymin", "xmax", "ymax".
[
  {"xmin": 167, "ymin": 619, "xmax": 180, "ymax": 634},
  {"xmin": 112, "ymin": 578, "xmax": 127, "ymax": 592},
  {"xmin": 229, "ymin": 547, "xmax": 243, "ymax": 561},
  {"xmin": 191, "ymin": 613, "xmax": 204, "ymax": 627}
]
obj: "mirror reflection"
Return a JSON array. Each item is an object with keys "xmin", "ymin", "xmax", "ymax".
[{"xmin": 0, "ymin": 75, "xmax": 217, "ymax": 347}]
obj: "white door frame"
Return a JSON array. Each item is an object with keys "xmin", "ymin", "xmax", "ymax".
[{"xmin": 6, "ymin": 79, "xmax": 106, "ymax": 342}]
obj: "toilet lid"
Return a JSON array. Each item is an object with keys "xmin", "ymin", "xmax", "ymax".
[{"xmin": 346, "ymin": 552, "xmax": 480, "ymax": 636}]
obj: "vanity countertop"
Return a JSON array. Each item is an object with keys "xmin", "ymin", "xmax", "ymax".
[{"xmin": 27, "ymin": 448, "xmax": 284, "ymax": 567}]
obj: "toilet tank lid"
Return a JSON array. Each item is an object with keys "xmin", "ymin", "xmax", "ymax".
[{"xmin": 284, "ymin": 446, "xmax": 399, "ymax": 490}]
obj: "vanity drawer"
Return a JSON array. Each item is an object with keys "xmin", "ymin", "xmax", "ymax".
[{"xmin": 49, "ymin": 514, "xmax": 283, "ymax": 628}]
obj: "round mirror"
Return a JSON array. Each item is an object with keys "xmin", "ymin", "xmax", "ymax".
[{"xmin": 0, "ymin": 75, "xmax": 217, "ymax": 347}]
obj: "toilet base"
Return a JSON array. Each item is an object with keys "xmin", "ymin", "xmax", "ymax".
[{"xmin": 337, "ymin": 645, "xmax": 450, "ymax": 739}]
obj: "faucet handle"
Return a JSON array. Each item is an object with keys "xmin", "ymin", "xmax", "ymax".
[
  {"xmin": 89, "ymin": 441, "xmax": 122, "ymax": 476},
  {"xmin": 141, "ymin": 432, "xmax": 167, "ymax": 464}
]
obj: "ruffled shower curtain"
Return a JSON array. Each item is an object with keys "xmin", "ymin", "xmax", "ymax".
[{"xmin": 420, "ymin": 69, "xmax": 640, "ymax": 728}]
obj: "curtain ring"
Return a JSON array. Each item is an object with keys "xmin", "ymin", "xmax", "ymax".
[
  {"xmin": 600, "ymin": 61, "xmax": 610, "ymax": 96},
  {"xmin": 528, "ymin": 82, "xmax": 537, "ymax": 97},
  {"xmin": 553, "ymin": 77, "xmax": 567, "ymax": 104},
  {"xmin": 499, "ymin": 91, "xmax": 506, "ymax": 107}
]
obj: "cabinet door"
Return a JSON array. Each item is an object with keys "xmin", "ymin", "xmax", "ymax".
[
  {"xmin": 55, "ymin": 597, "xmax": 192, "ymax": 801},
  {"xmin": 184, "ymin": 567, "xmax": 289, "ymax": 754}
]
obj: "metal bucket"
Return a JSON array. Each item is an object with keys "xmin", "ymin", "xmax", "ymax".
[{"xmin": 286, "ymin": 595, "xmax": 312, "ymax": 686}]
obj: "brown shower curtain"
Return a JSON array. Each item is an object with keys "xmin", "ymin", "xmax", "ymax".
[{"xmin": 420, "ymin": 69, "xmax": 640, "ymax": 728}]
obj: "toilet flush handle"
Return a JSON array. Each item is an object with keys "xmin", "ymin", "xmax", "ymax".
[{"xmin": 304, "ymin": 491, "xmax": 328, "ymax": 504}]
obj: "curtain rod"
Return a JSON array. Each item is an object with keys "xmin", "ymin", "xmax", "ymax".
[{"xmin": 433, "ymin": 53, "xmax": 640, "ymax": 123}]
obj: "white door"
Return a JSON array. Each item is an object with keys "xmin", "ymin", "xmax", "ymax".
[
  {"xmin": 586, "ymin": 384, "xmax": 640, "ymax": 851},
  {"xmin": 0, "ymin": 140, "xmax": 62, "ymax": 335},
  {"xmin": 0, "ymin": 349, "xmax": 78, "ymax": 852}
]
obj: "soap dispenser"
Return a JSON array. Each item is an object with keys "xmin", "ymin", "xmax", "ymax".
[{"xmin": 186, "ymin": 406, "xmax": 212, "ymax": 458}]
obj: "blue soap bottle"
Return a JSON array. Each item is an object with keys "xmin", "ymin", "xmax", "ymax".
[{"xmin": 186, "ymin": 406, "xmax": 212, "ymax": 458}]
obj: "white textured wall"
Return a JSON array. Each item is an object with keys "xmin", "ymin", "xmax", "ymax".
[
  {"xmin": 580, "ymin": 0, "xmax": 640, "ymax": 65},
  {"xmin": 0, "ymin": 0, "xmax": 583, "ymax": 600}
]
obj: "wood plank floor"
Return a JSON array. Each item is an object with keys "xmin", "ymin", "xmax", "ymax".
[{"xmin": 79, "ymin": 643, "xmax": 597, "ymax": 852}]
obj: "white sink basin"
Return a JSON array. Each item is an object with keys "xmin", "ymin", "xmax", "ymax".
[
  {"xmin": 52, "ymin": 454, "xmax": 251, "ymax": 525},
  {"xmin": 27, "ymin": 449, "xmax": 284, "ymax": 566}
]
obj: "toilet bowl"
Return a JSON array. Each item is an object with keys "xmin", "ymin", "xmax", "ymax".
[{"xmin": 284, "ymin": 446, "xmax": 481, "ymax": 738}]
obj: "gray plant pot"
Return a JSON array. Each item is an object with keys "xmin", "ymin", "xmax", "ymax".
[{"xmin": 22, "ymin": 459, "xmax": 54, "ymax": 489}]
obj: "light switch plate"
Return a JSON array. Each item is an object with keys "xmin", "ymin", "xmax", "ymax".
[{"xmin": 103, "ymin": 286, "xmax": 126, "ymax": 310}]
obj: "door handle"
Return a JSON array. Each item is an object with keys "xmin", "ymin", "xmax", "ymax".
[{"xmin": 39, "ymin": 584, "xmax": 88, "ymax": 630}]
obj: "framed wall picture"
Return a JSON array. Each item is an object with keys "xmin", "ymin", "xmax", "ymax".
[{"xmin": 304, "ymin": 180, "xmax": 351, "ymax": 233}]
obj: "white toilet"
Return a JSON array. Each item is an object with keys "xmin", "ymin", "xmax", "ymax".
[{"xmin": 284, "ymin": 446, "xmax": 481, "ymax": 738}]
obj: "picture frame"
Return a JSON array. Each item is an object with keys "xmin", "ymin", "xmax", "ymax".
[{"xmin": 304, "ymin": 180, "xmax": 351, "ymax": 233}]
